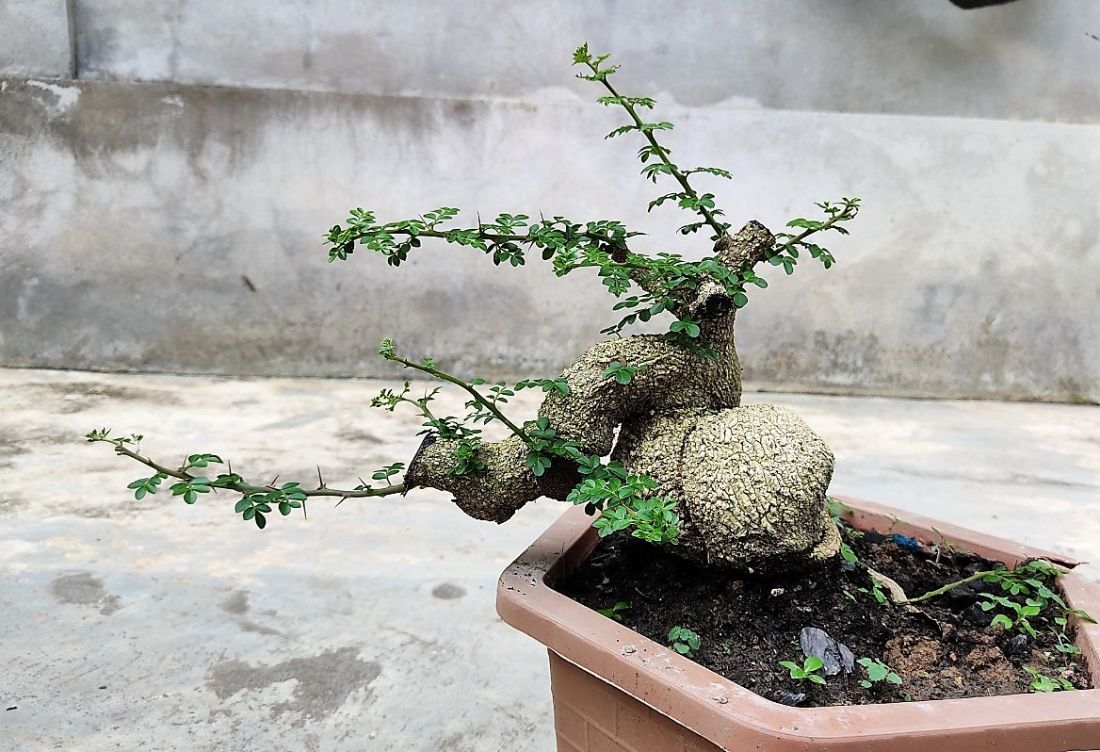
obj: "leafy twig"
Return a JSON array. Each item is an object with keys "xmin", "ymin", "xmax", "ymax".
[
  {"xmin": 574, "ymin": 44, "xmax": 730, "ymax": 241},
  {"xmin": 378, "ymin": 339, "xmax": 533, "ymax": 446},
  {"xmin": 86, "ymin": 429, "xmax": 405, "ymax": 529}
]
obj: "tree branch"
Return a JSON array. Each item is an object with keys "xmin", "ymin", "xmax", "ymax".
[
  {"xmin": 586, "ymin": 63, "xmax": 728, "ymax": 240},
  {"xmin": 92, "ymin": 437, "xmax": 406, "ymax": 499},
  {"xmin": 901, "ymin": 569, "xmax": 996, "ymax": 605},
  {"xmin": 381, "ymin": 350, "xmax": 534, "ymax": 447}
]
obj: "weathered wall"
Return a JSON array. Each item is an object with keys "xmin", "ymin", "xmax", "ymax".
[
  {"xmin": 0, "ymin": 0, "xmax": 72, "ymax": 78},
  {"xmin": 2, "ymin": 1, "xmax": 1099, "ymax": 401},
  {"xmin": 66, "ymin": 0, "xmax": 1100, "ymax": 123}
]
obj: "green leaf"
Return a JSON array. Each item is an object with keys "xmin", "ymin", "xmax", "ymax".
[
  {"xmin": 525, "ymin": 453, "xmax": 552, "ymax": 477},
  {"xmin": 861, "ymin": 659, "xmax": 889, "ymax": 682},
  {"xmin": 684, "ymin": 166, "xmax": 732, "ymax": 180},
  {"xmin": 576, "ymin": 455, "xmax": 603, "ymax": 475},
  {"xmin": 372, "ymin": 462, "xmax": 405, "ymax": 481},
  {"xmin": 669, "ymin": 319, "xmax": 700, "ymax": 338},
  {"xmin": 596, "ymin": 601, "xmax": 629, "ymax": 621},
  {"xmin": 126, "ymin": 473, "xmax": 165, "ymax": 501},
  {"xmin": 648, "ymin": 192, "xmax": 682, "ymax": 212},
  {"xmin": 186, "ymin": 453, "xmax": 223, "ymax": 468},
  {"xmin": 602, "ymin": 361, "xmax": 638, "ymax": 385}
]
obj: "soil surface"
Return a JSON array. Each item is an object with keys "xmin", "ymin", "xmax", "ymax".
[{"xmin": 557, "ymin": 520, "xmax": 1092, "ymax": 706}]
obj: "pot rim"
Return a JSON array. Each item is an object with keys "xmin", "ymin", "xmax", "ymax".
[{"xmin": 497, "ymin": 495, "xmax": 1100, "ymax": 749}]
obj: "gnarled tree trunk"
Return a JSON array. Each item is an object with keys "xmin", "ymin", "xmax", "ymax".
[{"xmin": 406, "ymin": 221, "xmax": 839, "ymax": 572}]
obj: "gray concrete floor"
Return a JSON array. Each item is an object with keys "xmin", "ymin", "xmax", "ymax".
[{"xmin": 1, "ymin": 367, "xmax": 1098, "ymax": 752}]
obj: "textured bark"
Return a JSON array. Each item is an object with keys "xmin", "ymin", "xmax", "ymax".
[
  {"xmin": 712, "ymin": 220, "xmax": 774, "ymax": 274},
  {"xmin": 538, "ymin": 332, "xmax": 742, "ymax": 457},
  {"xmin": 405, "ymin": 427, "xmax": 580, "ymax": 523},
  {"xmin": 405, "ymin": 434, "xmax": 538, "ymax": 523},
  {"xmin": 613, "ymin": 405, "xmax": 840, "ymax": 570},
  {"xmin": 403, "ymin": 220, "xmax": 840, "ymax": 571}
]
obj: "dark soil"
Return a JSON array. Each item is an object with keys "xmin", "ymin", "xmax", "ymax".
[{"xmin": 556, "ymin": 523, "xmax": 1092, "ymax": 707}]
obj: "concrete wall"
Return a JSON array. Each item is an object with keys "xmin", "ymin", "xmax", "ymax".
[
  {"xmin": 2, "ymin": 1, "xmax": 1099, "ymax": 401},
  {"xmin": 0, "ymin": 0, "xmax": 73, "ymax": 78}
]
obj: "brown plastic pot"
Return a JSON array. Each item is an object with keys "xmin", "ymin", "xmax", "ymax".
[{"xmin": 497, "ymin": 496, "xmax": 1100, "ymax": 752}]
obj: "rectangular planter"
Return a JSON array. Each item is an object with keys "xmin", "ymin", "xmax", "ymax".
[{"xmin": 497, "ymin": 496, "xmax": 1100, "ymax": 752}]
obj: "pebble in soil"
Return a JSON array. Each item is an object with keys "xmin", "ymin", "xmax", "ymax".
[{"xmin": 556, "ymin": 523, "xmax": 1092, "ymax": 706}]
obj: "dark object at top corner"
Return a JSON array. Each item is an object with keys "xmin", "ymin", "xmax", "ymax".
[{"xmin": 948, "ymin": 0, "xmax": 1020, "ymax": 9}]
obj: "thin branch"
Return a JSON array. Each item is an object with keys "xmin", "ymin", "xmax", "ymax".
[
  {"xmin": 352, "ymin": 225, "xmax": 641, "ymax": 259},
  {"xmin": 765, "ymin": 199, "xmax": 860, "ymax": 265},
  {"xmin": 587, "ymin": 62, "xmax": 727, "ymax": 240},
  {"xmin": 902, "ymin": 569, "xmax": 997, "ymax": 605},
  {"xmin": 383, "ymin": 354, "xmax": 533, "ymax": 447},
  {"xmin": 396, "ymin": 394, "xmax": 441, "ymax": 425},
  {"xmin": 97, "ymin": 440, "xmax": 406, "ymax": 499},
  {"xmin": 771, "ymin": 217, "xmax": 846, "ymax": 257}
]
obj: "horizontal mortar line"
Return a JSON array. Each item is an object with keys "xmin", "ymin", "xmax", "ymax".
[
  {"xmin": 1, "ymin": 365, "xmax": 1097, "ymax": 409},
  {"xmin": 743, "ymin": 381, "xmax": 1100, "ymax": 408},
  {"xmin": 2, "ymin": 73, "xmax": 1098, "ymax": 130}
]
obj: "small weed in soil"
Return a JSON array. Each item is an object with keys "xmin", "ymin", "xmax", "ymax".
[{"xmin": 556, "ymin": 516, "xmax": 1092, "ymax": 707}]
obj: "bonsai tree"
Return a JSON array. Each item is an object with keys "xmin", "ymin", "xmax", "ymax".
[{"xmin": 89, "ymin": 45, "xmax": 861, "ymax": 575}]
